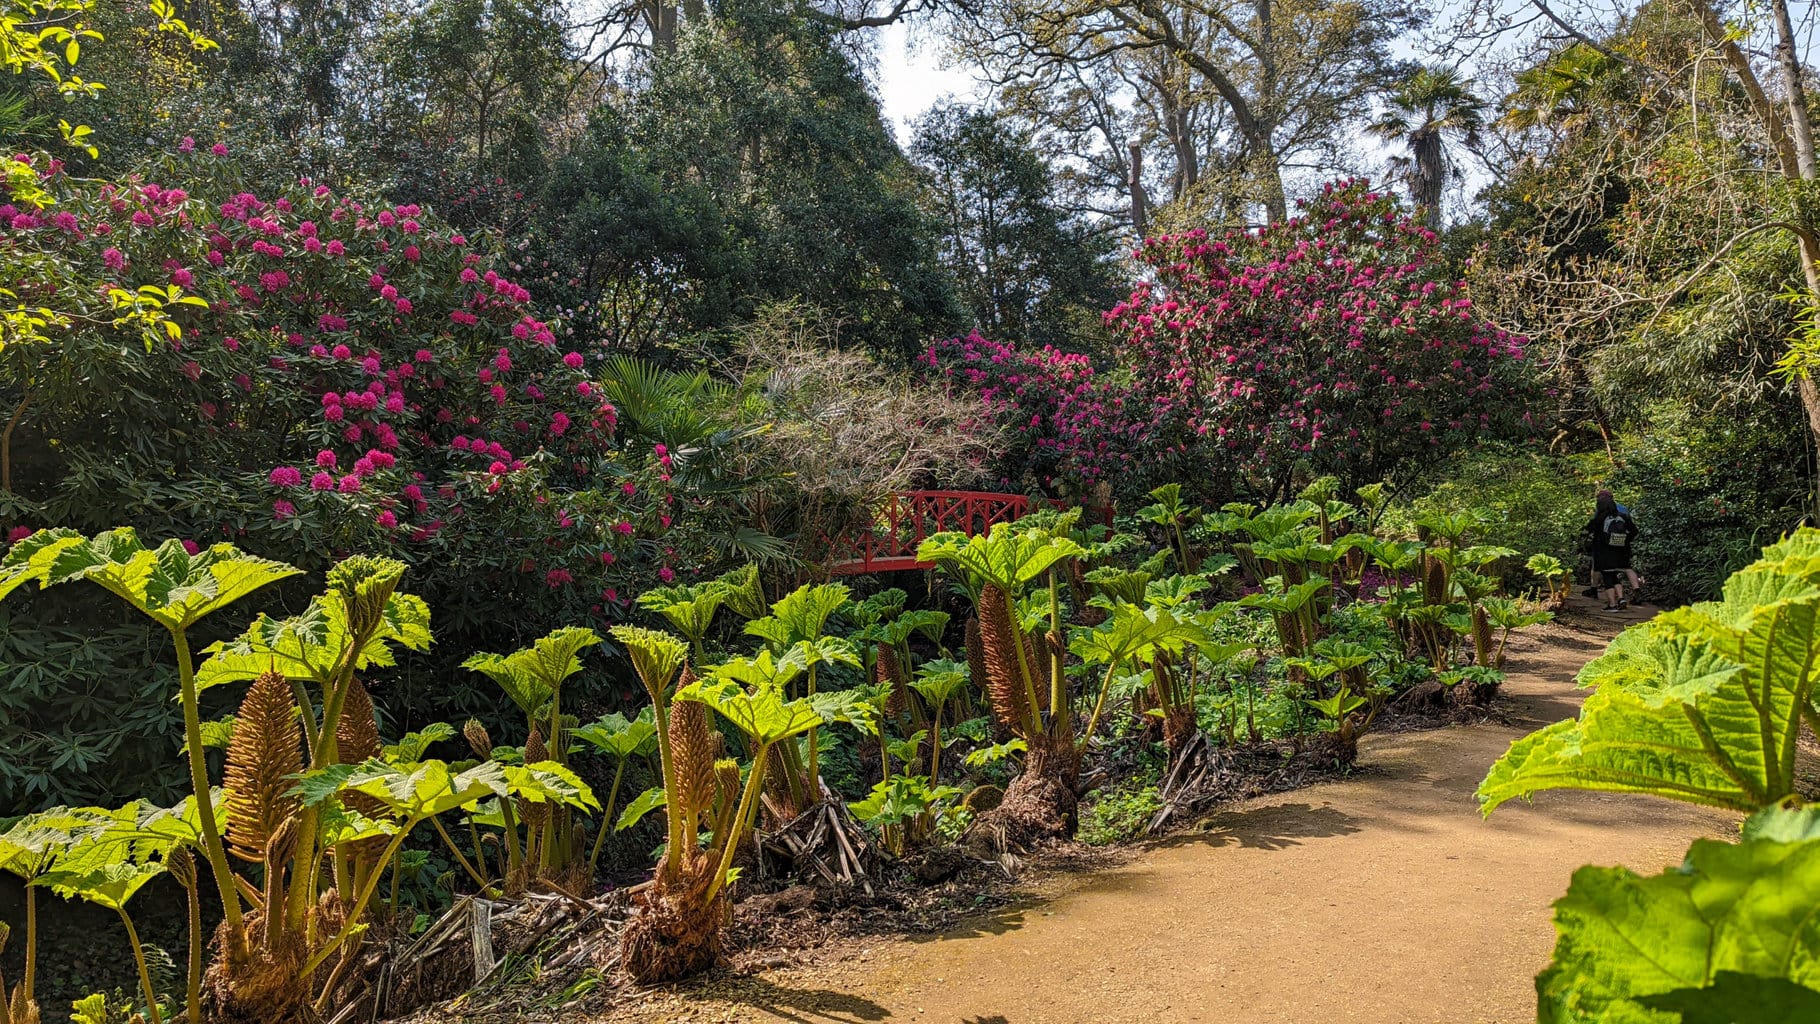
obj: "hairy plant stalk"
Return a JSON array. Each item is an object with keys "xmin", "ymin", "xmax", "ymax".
[
  {"xmin": 704, "ymin": 755, "xmax": 767, "ymax": 904},
  {"xmin": 1081, "ymin": 660, "xmax": 1124, "ymax": 748},
  {"xmin": 431, "ymin": 816, "xmax": 490, "ymax": 890},
  {"xmin": 468, "ymin": 819, "xmax": 488, "ymax": 881},
  {"xmin": 182, "ymin": 878, "xmax": 202, "ymax": 1024},
  {"xmin": 172, "ymin": 631, "xmax": 244, "ymax": 937},
  {"xmin": 803, "ymin": 665, "xmax": 821, "ymax": 804},
  {"xmin": 117, "ymin": 910, "xmax": 163, "ymax": 1024},
  {"xmin": 588, "ymin": 759, "xmax": 628, "ymax": 875},
  {"xmin": 21, "ymin": 885, "xmax": 33, "ymax": 1002}
]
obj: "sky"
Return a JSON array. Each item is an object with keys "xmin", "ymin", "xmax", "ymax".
[{"xmin": 872, "ymin": 20, "xmax": 983, "ymax": 144}]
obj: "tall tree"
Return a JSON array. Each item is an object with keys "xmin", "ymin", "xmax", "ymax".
[
  {"xmin": 911, "ymin": 104, "xmax": 1121, "ymax": 350},
  {"xmin": 949, "ymin": 0, "xmax": 1420, "ymax": 224},
  {"xmin": 1366, "ymin": 66, "xmax": 1485, "ymax": 229},
  {"xmin": 1463, "ymin": 0, "xmax": 1820, "ymax": 442}
]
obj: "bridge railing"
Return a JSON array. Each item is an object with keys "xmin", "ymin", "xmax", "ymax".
[
  {"xmin": 822, "ymin": 491, "xmax": 1115, "ymax": 575},
  {"xmin": 824, "ymin": 491, "xmax": 1030, "ymax": 575}
]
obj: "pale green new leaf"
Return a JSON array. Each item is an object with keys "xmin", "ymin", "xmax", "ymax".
[
  {"xmin": 198, "ymin": 591, "xmax": 432, "ymax": 694},
  {"xmin": 463, "ymin": 625, "xmax": 601, "ymax": 716},
  {"xmin": 746, "ymin": 582, "xmax": 851, "ymax": 647},
  {"xmin": 916, "ymin": 523, "xmax": 1085, "ymax": 593},
  {"xmin": 385, "ymin": 722, "xmax": 457, "ymax": 762},
  {"xmin": 609, "ymin": 625, "xmax": 688, "ymax": 700},
  {"xmin": 35, "ymin": 860, "xmax": 165, "ymax": 912},
  {"xmin": 910, "ymin": 660, "xmax": 970, "ymax": 708},
  {"xmin": 503, "ymin": 762, "xmax": 599, "ymax": 811},
  {"xmin": 340, "ymin": 759, "xmax": 507, "ymax": 819},
  {"xmin": 572, "ymin": 709, "xmax": 659, "ymax": 760},
  {"xmin": 0, "ymin": 528, "xmax": 83, "ymax": 601}
]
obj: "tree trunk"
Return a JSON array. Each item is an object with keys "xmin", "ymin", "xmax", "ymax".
[
  {"xmin": 1772, "ymin": 0, "xmax": 1818, "ymax": 179},
  {"xmin": 1128, "ymin": 141, "xmax": 1149, "ymax": 239}
]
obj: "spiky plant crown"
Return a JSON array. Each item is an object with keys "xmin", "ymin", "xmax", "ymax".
[
  {"xmin": 1423, "ymin": 553, "xmax": 1448, "ymax": 606},
  {"xmin": 976, "ymin": 582, "xmax": 1037, "ymax": 732},
  {"xmin": 463, "ymin": 718, "xmax": 494, "ymax": 759},
  {"xmin": 964, "ymin": 614, "xmax": 989, "ymax": 712},
  {"xmin": 335, "ymin": 679, "xmax": 391, "ymax": 854},
  {"xmin": 667, "ymin": 667, "xmax": 715, "ymax": 826},
  {"xmin": 878, "ymin": 643, "xmax": 907, "ymax": 717},
  {"xmin": 225, "ymin": 670, "xmax": 305, "ymax": 864},
  {"xmin": 336, "ymin": 679, "xmax": 383, "ymax": 762},
  {"xmin": 519, "ymin": 727, "xmax": 552, "ymax": 827}
]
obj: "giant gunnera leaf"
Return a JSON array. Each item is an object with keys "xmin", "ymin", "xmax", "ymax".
[
  {"xmin": 1480, "ymin": 529, "xmax": 1820, "ymax": 815},
  {"xmin": 1536, "ymin": 806, "xmax": 1820, "ymax": 1023}
]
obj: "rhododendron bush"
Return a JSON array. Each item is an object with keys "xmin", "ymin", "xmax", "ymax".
[
  {"xmin": 0, "ymin": 147, "xmax": 701, "ymax": 712},
  {"xmin": 927, "ymin": 182, "xmax": 1535, "ymax": 500}
]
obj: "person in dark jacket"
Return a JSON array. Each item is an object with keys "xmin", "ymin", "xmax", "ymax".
[{"xmin": 1586, "ymin": 490, "xmax": 1639, "ymax": 611}]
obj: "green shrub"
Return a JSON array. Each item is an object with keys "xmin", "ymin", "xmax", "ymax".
[
  {"xmin": 1393, "ymin": 441, "xmax": 1601, "ymax": 588},
  {"xmin": 1605, "ymin": 402, "xmax": 1811, "ymax": 604},
  {"xmin": 1078, "ymin": 781, "xmax": 1163, "ymax": 846}
]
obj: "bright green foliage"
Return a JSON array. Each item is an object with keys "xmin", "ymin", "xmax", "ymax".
[
  {"xmin": 572, "ymin": 710, "xmax": 659, "ymax": 761},
  {"xmin": 337, "ymin": 759, "xmax": 516, "ymax": 820},
  {"xmin": 1, "ymin": 528, "xmax": 299, "ymax": 631},
  {"xmin": 1535, "ymin": 806, "xmax": 1820, "ymax": 1022},
  {"xmin": 909, "ymin": 660, "xmax": 971, "ymax": 709},
  {"xmin": 610, "ymin": 626, "xmax": 689, "ymax": 700},
  {"xmin": 917, "ymin": 523, "xmax": 1086, "ymax": 592},
  {"xmin": 615, "ymin": 786, "xmax": 667, "ymax": 832},
  {"xmin": 462, "ymin": 626, "xmax": 601, "ymax": 721},
  {"xmin": 34, "ymin": 860, "xmax": 164, "ymax": 913},
  {"xmin": 384, "ymin": 723, "xmax": 457, "ymax": 763},
  {"xmin": 745, "ymin": 582, "xmax": 851, "ymax": 649},
  {"xmin": 637, "ymin": 584, "xmax": 728, "ymax": 653},
  {"xmin": 849, "ymin": 776, "xmax": 961, "ymax": 829},
  {"xmin": 675, "ymin": 675, "xmax": 822, "ymax": 748},
  {"xmin": 197, "ymin": 591, "xmax": 433, "ymax": 693},
  {"xmin": 1480, "ymin": 530, "xmax": 1820, "ymax": 814}
]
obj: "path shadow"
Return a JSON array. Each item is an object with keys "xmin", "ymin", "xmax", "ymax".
[
  {"xmin": 902, "ymin": 906, "xmax": 1032, "ymax": 944},
  {"xmin": 718, "ymin": 975, "xmax": 893, "ymax": 1023},
  {"xmin": 1161, "ymin": 802, "xmax": 1362, "ymax": 851}
]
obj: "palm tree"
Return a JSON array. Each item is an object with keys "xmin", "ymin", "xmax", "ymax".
[{"xmin": 1367, "ymin": 67, "xmax": 1486, "ymax": 230}]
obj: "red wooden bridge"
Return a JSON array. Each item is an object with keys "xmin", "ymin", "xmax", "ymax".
[
  {"xmin": 823, "ymin": 490, "xmax": 1114, "ymax": 575},
  {"xmin": 825, "ymin": 491, "xmax": 1030, "ymax": 575}
]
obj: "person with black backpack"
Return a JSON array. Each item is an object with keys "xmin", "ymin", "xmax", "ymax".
[{"xmin": 1585, "ymin": 489, "xmax": 1639, "ymax": 611}]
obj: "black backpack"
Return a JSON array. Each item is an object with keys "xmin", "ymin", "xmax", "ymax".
[{"xmin": 1602, "ymin": 514, "xmax": 1631, "ymax": 548}]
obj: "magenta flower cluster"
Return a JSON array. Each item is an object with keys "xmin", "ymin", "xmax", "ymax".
[{"xmin": 926, "ymin": 180, "xmax": 1534, "ymax": 493}]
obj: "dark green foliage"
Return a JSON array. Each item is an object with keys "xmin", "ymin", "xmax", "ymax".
[
  {"xmin": 1606, "ymin": 403, "xmax": 1813, "ymax": 605},
  {"xmin": 0, "ymin": 607, "xmax": 187, "ymax": 810},
  {"xmin": 910, "ymin": 104, "xmax": 1122, "ymax": 352},
  {"xmin": 527, "ymin": 0, "xmax": 960, "ymax": 359},
  {"xmin": 1397, "ymin": 442, "xmax": 1605, "ymax": 591}
]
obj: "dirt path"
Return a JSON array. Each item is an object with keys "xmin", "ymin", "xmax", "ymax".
[{"xmin": 618, "ymin": 605, "xmax": 1736, "ymax": 1024}]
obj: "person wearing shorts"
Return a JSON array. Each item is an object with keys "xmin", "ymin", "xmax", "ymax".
[{"xmin": 1585, "ymin": 489, "xmax": 1638, "ymax": 611}]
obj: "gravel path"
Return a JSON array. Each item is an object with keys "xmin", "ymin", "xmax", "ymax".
[{"xmin": 612, "ymin": 602, "xmax": 1736, "ymax": 1024}]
